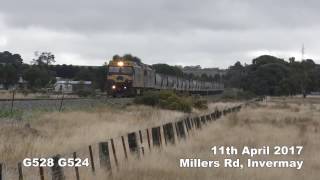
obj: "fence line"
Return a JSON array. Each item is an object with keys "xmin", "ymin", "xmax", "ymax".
[{"xmin": 0, "ymin": 98, "xmax": 264, "ymax": 180}]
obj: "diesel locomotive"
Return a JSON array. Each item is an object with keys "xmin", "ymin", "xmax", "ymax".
[{"xmin": 106, "ymin": 58, "xmax": 224, "ymax": 96}]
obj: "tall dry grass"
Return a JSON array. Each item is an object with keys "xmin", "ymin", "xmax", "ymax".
[
  {"xmin": 2, "ymin": 97, "xmax": 319, "ymax": 179},
  {"xmin": 108, "ymin": 98, "xmax": 320, "ymax": 180},
  {"xmin": 0, "ymin": 102, "xmax": 238, "ymax": 166}
]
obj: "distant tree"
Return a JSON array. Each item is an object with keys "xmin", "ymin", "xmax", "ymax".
[
  {"xmin": 33, "ymin": 52, "xmax": 55, "ymax": 66},
  {"xmin": 122, "ymin": 54, "xmax": 142, "ymax": 63},
  {"xmin": 252, "ymin": 55, "xmax": 287, "ymax": 66},
  {"xmin": 23, "ymin": 66, "xmax": 56, "ymax": 88},
  {"xmin": 224, "ymin": 61, "xmax": 246, "ymax": 89},
  {"xmin": 289, "ymin": 57, "xmax": 295, "ymax": 63},
  {"xmin": 0, "ymin": 51, "xmax": 23, "ymax": 66},
  {"xmin": 0, "ymin": 51, "xmax": 23, "ymax": 88},
  {"xmin": 224, "ymin": 55, "xmax": 320, "ymax": 96},
  {"xmin": 152, "ymin": 64, "xmax": 184, "ymax": 77},
  {"xmin": 112, "ymin": 54, "xmax": 121, "ymax": 60},
  {"xmin": 94, "ymin": 66, "xmax": 107, "ymax": 91},
  {"xmin": 74, "ymin": 68, "xmax": 95, "ymax": 81}
]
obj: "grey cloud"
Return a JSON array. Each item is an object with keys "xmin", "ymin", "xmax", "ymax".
[
  {"xmin": 2, "ymin": 0, "xmax": 319, "ymax": 32},
  {"xmin": 0, "ymin": 0, "xmax": 320, "ymax": 68}
]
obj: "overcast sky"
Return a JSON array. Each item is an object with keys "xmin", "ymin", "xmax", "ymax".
[{"xmin": 0, "ymin": 0, "xmax": 319, "ymax": 68}]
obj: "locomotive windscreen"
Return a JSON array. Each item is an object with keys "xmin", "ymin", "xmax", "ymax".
[{"xmin": 108, "ymin": 66, "xmax": 133, "ymax": 75}]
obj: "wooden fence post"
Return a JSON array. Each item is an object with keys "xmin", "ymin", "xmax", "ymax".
[
  {"xmin": 73, "ymin": 152, "xmax": 80, "ymax": 180},
  {"xmin": 121, "ymin": 136, "xmax": 128, "ymax": 160},
  {"xmin": 110, "ymin": 139, "xmax": 119, "ymax": 168},
  {"xmin": 191, "ymin": 118, "xmax": 196, "ymax": 129},
  {"xmin": 206, "ymin": 115, "xmax": 212, "ymax": 122},
  {"xmin": 99, "ymin": 142, "xmax": 112, "ymax": 171},
  {"xmin": 195, "ymin": 117, "xmax": 201, "ymax": 129},
  {"xmin": 146, "ymin": 129, "xmax": 151, "ymax": 151},
  {"xmin": 88, "ymin": 145, "xmax": 95, "ymax": 173},
  {"xmin": 200, "ymin": 116, "xmax": 206, "ymax": 125},
  {"xmin": 163, "ymin": 123, "xmax": 175, "ymax": 145},
  {"xmin": 127, "ymin": 132, "xmax": 140, "ymax": 158},
  {"xmin": 152, "ymin": 127, "xmax": 161, "ymax": 147},
  {"xmin": 217, "ymin": 110, "xmax": 222, "ymax": 118},
  {"xmin": 138, "ymin": 130, "xmax": 145, "ymax": 155},
  {"xmin": 18, "ymin": 162, "xmax": 23, "ymax": 180},
  {"xmin": 175, "ymin": 121, "xmax": 186, "ymax": 139},
  {"xmin": 184, "ymin": 118, "xmax": 191, "ymax": 134},
  {"xmin": 51, "ymin": 155, "xmax": 65, "ymax": 180},
  {"xmin": 210, "ymin": 112, "xmax": 215, "ymax": 121},
  {"xmin": 0, "ymin": 163, "xmax": 3, "ymax": 180},
  {"xmin": 39, "ymin": 166, "xmax": 45, "ymax": 180}
]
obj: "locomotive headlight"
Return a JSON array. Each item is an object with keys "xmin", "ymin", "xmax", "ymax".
[
  {"xmin": 124, "ymin": 86, "xmax": 127, "ymax": 89},
  {"xmin": 112, "ymin": 85, "xmax": 116, "ymax": 89},
  {"xmin": 117, "ymin": 61, "xmax": 124, "ymax": 66}
]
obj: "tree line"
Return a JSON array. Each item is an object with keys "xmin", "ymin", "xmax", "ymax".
[
  {"xmin": 0, "ymin": 51, "xmax": 106, "ymax": 91},
  {"xmin": 1, "ymin": 51, "xmax": 319, "ymax": 96},
  {"xmin": 224, "ymin": 55, "xmax": 320, "ymax": 96}
]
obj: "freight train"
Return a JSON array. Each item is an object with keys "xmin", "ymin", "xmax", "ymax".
[{"xmin": 106, "ymin": 58, "xmax": 224, "ymax": 96}]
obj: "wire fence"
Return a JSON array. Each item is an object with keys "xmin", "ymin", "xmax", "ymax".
[
  {"xmin": 0, "ymin": 90, "xmax": 132, "ymax": 113},
  {"xmin": 0, "ymin": 97, "xmax": 264, "ymax": 180}
]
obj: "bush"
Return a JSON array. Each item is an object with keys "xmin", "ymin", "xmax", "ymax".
[
  {"xmin": 134, "ymin": 90, "xmax": 192, "ymax": 113},
  {"xmin": 0, "ymin": 109, "xmax": 23, "ymax": 119},
  {"xmin": 193, "ymin": 99, "xmax": 208, "ymax": 110}
]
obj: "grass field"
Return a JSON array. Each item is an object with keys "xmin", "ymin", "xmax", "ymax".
[
  {"xmin": 0, "ymin": 101, "xmax": 236, "ymax": 165},
  {"xmin": 109, "ymin": 97, "xmax": 320, "ymax": 180},
  {"xmin": 0, "ymin": 96, "xmax": 319, "ymax": 179}
]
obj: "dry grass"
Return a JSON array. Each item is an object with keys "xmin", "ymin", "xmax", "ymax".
[
  {"xmin": 0, "ymin": 106, "xmax": 180, "ymax": 165},
  {"xmin": 108, "ymin": 97, "xmax": 320, "ymax": 180},
  {"xmin": 0, "ymin": 102, "xmax": 238, "ymax": 166},
  {"xmin": 1, "ymin": 97, "xmax": 319, "ymax": 179}
]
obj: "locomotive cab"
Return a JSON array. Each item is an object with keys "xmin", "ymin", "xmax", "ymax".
[{"xmin": 107, "ymin": 59, "xmax": 135, "ymax": 96}]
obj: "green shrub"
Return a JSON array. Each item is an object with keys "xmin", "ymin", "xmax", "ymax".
[
  {"xmin": 193, "ymin": 99, "xmax": 208, "ymax": 110},
  {"xmin": 0, "ymin": 109, "xmax": 23, "ymax": 119},
  {"xmin": 134, "ymin": 90, "xmax": 192, "ymax": 113},
  {"xmin": 134, "ymin": 91, "xmax": 159, "ymax": 106}
]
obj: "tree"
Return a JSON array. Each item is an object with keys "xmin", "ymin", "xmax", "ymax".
[
  {"xmin": 112, "ymin": 54, "xmax": 121, "ymax": 60},
  {"xmin": 289, "ymin": 57, "xmax": 295, "ymax": 63},
  {"xmin": 33, "ymin": 52, "xmax": 55, "ymax": 66},
  {"xmin": 74, "ymin": 68, "xmax": 95, "ymax": 81},
  {"xmin": 0, "ymin": 51, "xmax": 23, "ymax": 66},
  {"xmin": 122, "ymin": 54, "xmax": 142, "ymax": 63},
  {"xmin": 152, "ymin": 64, "xmax": 184, "ymax": 77},
  {"xmin": 224, "ymin": 55, "xmax": 320, "ymax": 96},
  {"xmin": 23, "ymin": 66, "xmax": 56, "ymax": 89},
  {"xmin": 224, "ymin": 61, "xmax": 246, "ymax": 89},
  {"xmin": 94, "ymin": 66, "xmax": 107, "ymax": 91}
]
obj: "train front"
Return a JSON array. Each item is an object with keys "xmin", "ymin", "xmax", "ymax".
[{"xmin": 107, "ymin": 60, "xmax": 134, "ymax": 97}]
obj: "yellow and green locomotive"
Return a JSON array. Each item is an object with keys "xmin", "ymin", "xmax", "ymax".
[
  {"xmin": 106, "ymin": 58, "xmax": 155, "ymax": 96},
  {"xmin": 106, "ymin": 58, "xmax": 224, "ymax": 97}
]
